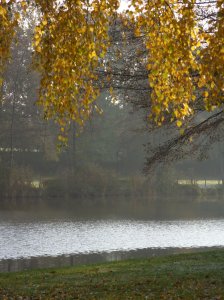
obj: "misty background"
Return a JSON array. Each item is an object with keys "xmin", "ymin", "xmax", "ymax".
[{"xmin": 0, "ymin": 22, "xmax": 224, "ymax": 212}]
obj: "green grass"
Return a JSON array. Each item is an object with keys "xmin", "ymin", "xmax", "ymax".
[{"xmin": 1, "ymin": 250, "xmax": 224, "ymax": 299}]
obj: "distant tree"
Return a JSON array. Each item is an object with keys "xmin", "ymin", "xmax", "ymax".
[{"xmin": 0, "ymin": 19, "xmax": 59, "ymax": 174}]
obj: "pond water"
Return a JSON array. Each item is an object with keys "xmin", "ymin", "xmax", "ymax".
[
  {"xmin": 1, "ymin": 200, "xmax": 224, "ymax": 272},
  {"xmin": 1, "ymin": 219, "xmax": 224, "ymax": 260}
]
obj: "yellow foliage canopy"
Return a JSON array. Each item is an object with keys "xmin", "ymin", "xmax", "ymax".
[
  {"xmin": 0, "ymin": 0, "xmax": 19, "ymax": 86},
  {"xmin": 0, "ymin": 0, "xmax": 224, "ymax": 132}
]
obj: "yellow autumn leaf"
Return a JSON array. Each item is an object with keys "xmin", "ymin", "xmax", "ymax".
[
  {"xmin": 176, "ymin": 120, "xmax": 182, "ymax": 127},
  {"xmin": 204, "ymin": 91, "xmax": 209, "ymax": 97},
  {"xmin": 89, "ymin": 50, "xmax": 97, "ymax": 59},
  {"xmin": 0, "ymin": 6, "xmax": 6, "ymax": 16}
]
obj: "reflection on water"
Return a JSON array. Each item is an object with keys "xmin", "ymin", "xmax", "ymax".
[
  {"xmin": 1, "ymin": 199, "xmax": 224, "ymax": 272},
  {"xmin": 1, "ymin": 218, "xmax": 224, "ymax": 266}
]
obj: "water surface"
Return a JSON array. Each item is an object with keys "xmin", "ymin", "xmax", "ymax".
[
  {"xmin": 1, "ymin": 218, "xmax": 224, "ymax": 259},
  {"xmin": 1, "ymin": 199, "xmax": 224, "ymax": 272}
]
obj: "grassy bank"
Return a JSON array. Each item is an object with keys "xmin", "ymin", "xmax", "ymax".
[{"xmin": 1, "ymin": 250, "xmax": 224, "ymax": 299}]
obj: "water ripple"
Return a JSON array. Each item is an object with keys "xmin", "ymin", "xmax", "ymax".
[{"xmin": 0, "ymin": 219, "xmax": 224, "ymax": 259}]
